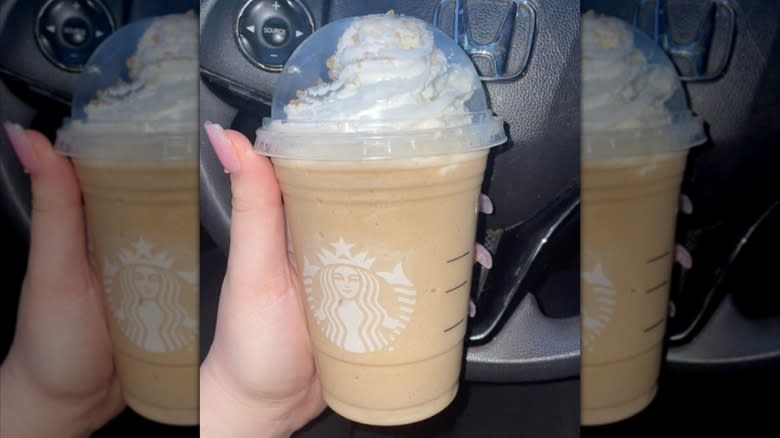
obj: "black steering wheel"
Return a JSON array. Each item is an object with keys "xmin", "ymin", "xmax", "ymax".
[
  {"xmin": 198, "ymin": 0, "xmax": 582, "ymax": 382},
  {"xmin": 0, "ymin": 0, "xmax": 199, "ymax": 240}
]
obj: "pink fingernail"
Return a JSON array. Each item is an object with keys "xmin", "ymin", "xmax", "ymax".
[
  {"xmin": 679, "ymin": 194, "xmax": 693, "ymax": 215},
  {"xmin": 479, "ymin": 194, "xmax": 494, "ymax": 214},
  {"xmin": 675, "ymin": 244, "xmax": 693, "ymax": 270},
  {"xmin": 3, "ymin": 121, "xmax": 40, "ymax": 174},
  {"xmin": 204, "ymin": 121, "xmax": 240, "ymax": 174},
  {"xmin": 475, "ymin": 243, "xmax": 493, "ymax": 269}
]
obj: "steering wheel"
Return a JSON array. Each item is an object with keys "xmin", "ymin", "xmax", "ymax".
[
  {"xmin": 0, "ymin": 0, "xmax": 198, "ymax": 239},
  {"xmin": 198, "ymin": 0, "xmax": 581, "ymax": 382}
]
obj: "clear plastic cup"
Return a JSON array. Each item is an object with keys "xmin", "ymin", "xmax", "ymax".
[
  {"xmin": 54, "ymin": 13, "xmax": 198, "ymax": 426},
  {"xmin": 255, "ymin": 12, "xmax": 506, "ymax": 425},
  {"xmin": 580, "ymin": 11, "xmax": 707, "ymax": 425}
]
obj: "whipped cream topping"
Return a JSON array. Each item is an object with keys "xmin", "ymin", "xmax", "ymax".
[
  {"xmin": 79, "ymin": 12, "xmax": 198, "ymax": 126},
  {"xmin": 581, "ymin": 11, "xmax": 678, "ymax": 132},
  {"xmin": 281, "ymin": 11, "xmax": 480, "ymax": 129}
]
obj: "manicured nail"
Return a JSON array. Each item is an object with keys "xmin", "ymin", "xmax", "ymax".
[
  {"xmin": 479, "ymin": 194, "xmax": 494, "ymax": 214},
  {"xmin": 204, "ymin": 121, "xmax": 240, "ymax": 174},
  {"xmin": 675, "ymin": 244, "xmax": 692, "ymax": 270},
  {"xmin": 475, "ymin": 243, "xmax": 493, "ymax": 269},
  {"xmin": 469, "ymin": 299, "xmax": 476, "ymax": 318},
  {"xmin": 679, "ymin": 194, "xmax": 693, "ymax": 215},
  {"xmin": 3, "ymin": 122, "xmax": 40, "ymax": 174}
]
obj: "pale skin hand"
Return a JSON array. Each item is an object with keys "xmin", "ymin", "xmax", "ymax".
[
  {"xmin": 200, "ymin": 125, "xmax": 325, "ymax": 438},
  {"xmin": 201, "ymin": 122, "xmax": 495, "ymax": 437},
  {"xmin": 0, "ymin": 124, "xmax": 124, "ymax": 438}
]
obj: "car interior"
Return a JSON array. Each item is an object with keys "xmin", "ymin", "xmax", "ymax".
[
  {"xmin": 0, "ymin": 0, "xmax": 776, "ymax": 437},
  {"xmin": 199, "ymin": 0, "xmax": 581, "ymax": 436},
  {"xmin": 581, "ymin": 0, "xmax": 780, "ymax": 435}
]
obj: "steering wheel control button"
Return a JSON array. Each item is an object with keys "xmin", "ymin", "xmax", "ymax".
[
  {"xmin": 35, "ymin": 0, "xmax": 115, "ymax": 72},
  {"xmin": 62, "ymin": 16, "xmax": 90, "ymax": 46},
  {"xmin": 236, "ymin": 0, "xmax": 314, "ymax": 71},
  {"xmin": 262, "ymin": 17, "xmax": 290, "ymax": 46}
]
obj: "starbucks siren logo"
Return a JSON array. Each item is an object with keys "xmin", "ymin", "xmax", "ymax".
[
  {"xmin": 303, "ymin": 237, "xmax": 416, "ymax": 353},
  {"xmin": 104, "ymin": 237, "xmax": 198, "ymax": 353},
  {"xmin": 582, "ymin": 261, "xmax": 617, "ymax": 351}
]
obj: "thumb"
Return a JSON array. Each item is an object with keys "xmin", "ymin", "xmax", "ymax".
[
  {"xmin": 4, "ymin": 123, "xmax": 92, "ymax": 296},
  {"xmin": 4, "ymin": 123, "xmax": 114, "ymax": 392},
  {"xmin": 203, "ymin": 123, "xmax": 317, "ymax": 402},
  {"xmin": 203, "ymin": 122, "xmax": 291, "ymax": 297}
]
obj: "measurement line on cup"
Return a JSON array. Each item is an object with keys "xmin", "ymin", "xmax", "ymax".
[
  {"xmin": 643, "ymin": 318, "xmax": 666, "ymax": 333},
  {"xmin": 445, "ymin": 280, "xmax": 468, "ymax": 294},
  {"xmin": 646, "ymin": 251, "xmax": 671, "ymax": 264},
  {"xmin": 645, "ymin": 280, "xmax": 668, "ymax": 294},
  {"xmin": 443, "ymin": 318, "xmax": 465, "ymax": 333},
  {"xmin": 446, "ymin": 250, "xmax": 471, "ymax": 263}
]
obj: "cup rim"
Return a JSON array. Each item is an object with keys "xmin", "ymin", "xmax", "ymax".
[
  {"xmin": 54, "ymin": 123, "xmax": 197, "ymax": 161},
  {"xmin": 254, "ymin": 111, "xmax": 507, "ymax": 161},
  {"xmin": 582, "ymin": 114, "xmax": 707, "ymax": 162}
]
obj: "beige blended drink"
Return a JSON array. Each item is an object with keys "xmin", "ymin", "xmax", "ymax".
[
  {"xmin": 75, "ymin": 161, "xmax": 198, "ymax": 424},
  {"xmin": 276, "ymin": 153, "xmax": 486, "ymax": 424},
  {"xmin": 581, "ymin": 151, "xmax": 687, "ymax": 424},
  {"xmin": 256, "ymin": 13, "xmax": 506, "ymax": 425},
  {"xmin": 55, "ymin": 14, "xmax": 199, "ymax": 425},
  {"xmin": 580, "ymin": 12, "xmax": 706, "ymax": 425}
]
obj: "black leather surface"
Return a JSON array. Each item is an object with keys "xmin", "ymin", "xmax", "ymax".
[{"xmin": 683, "ymin": 0, "xmax": 780, "ymax": 227}]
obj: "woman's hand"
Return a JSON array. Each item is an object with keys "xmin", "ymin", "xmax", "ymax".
[{"xmin": 0, "ymin": 123, "xmax": 124, "ymax": 438}]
